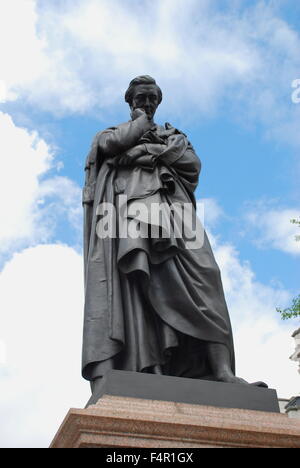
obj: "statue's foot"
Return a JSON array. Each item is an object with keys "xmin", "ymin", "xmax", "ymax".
[
  {"xmin": 250, "ymin": 381, "xmax": 268, "ymax": 388},
  {"xmin": 216, "ymin": 371, "xmax": 249, "ymax": 385},
  {"xmin": 215, "ymin": 372, "xmax": 268, "ymax": 388}
]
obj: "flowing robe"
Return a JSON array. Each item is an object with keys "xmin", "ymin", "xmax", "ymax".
[{"xmin": 82, "ymin": 114, "xmax": 235, "ymax": 381}]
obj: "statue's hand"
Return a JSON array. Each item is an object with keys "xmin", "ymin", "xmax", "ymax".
[
  {"xmin": 131, "ymin": 108, "xmax": 146, "ymax": 121},
  {"xmin": 114, "ymin": 144, "xmax": 147, "ymax": 167},
  {"xmin": 125, "ymin": 144, "xmax": 147, "ymax": 159}
]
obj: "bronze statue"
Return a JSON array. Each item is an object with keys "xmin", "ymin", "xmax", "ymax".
[{"xmin": 82, "ymin": 75, "xmax": 265, "ymax": 399}]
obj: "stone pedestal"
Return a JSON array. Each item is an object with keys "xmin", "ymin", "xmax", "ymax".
[
  {"xmin": 85, "ymin": 370, "xmax": 280, "ymax": 411},
  {"xmin": 50, "ymin": 395, "xmax": 300, "ymax": 448},
  {"xmin": 50, "ymin": 372, "xmax": 300, "ymax": 448}
]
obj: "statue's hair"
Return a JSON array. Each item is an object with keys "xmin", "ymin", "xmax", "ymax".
[{"xmin": 125, "ymin": 75, "xmax": 162, "ymax": 105}]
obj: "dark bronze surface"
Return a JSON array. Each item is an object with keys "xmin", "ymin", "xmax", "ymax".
[{"xmin": 82, "ymin": 76, "xmax": 267, "ymax": 401}]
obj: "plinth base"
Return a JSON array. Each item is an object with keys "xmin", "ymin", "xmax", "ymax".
[
  {"xmin": 86, "ymin": 370, "xmax": 279, "ymax": 412},
  {"xmin": 50, "ymin": 395, "xmax": 300, "ymax": 448}
]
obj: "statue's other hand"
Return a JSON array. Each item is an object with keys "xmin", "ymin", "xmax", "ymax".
[
  {"xmin": 131, "ymin": 108, "xmax": 146, "ymax": 121},
  {"xmin": 114, "ymin": 144, "xmax": 148, "ymax": 167},
  {"xmin": 125, "ymin": 144, "xmax": 147, "ymax": 160}
]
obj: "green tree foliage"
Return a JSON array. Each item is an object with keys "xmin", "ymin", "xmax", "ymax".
[{"xmin": 277, "ymin": 295, "xmax": 300, "ymax": 320}]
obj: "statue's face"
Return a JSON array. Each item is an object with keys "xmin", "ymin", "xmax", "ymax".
[{"xmin": 130, "ymin": 84, "xmax": 160, "ymax": 120}]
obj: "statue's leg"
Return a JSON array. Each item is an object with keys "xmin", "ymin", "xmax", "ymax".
[{"xmin": 206, "ymin": 342, "xmax": 249, "ymax": 385}]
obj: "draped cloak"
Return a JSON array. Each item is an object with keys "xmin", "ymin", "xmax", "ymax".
[{"xmin": 82, "ymin": 113, "xmax": 235, "ymax": 381}]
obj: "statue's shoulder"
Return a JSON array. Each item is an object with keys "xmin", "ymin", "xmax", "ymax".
[
  {"xmin": 162, "ymin": 122, "xmax": 187, "ymax": 138},
  {"xmin": 86, "ymin": 126, "xmax": 118, "ymax": 167},
  {"xmin": 162, "ymin": 123, "xmax": 196, "ymax": 152},
  {"xmin": 92, "ymin": 125, "xmax": 117, "ymax": 143}
]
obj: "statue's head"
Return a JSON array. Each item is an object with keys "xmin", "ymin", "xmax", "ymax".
[{"xmin": 125, "ymin": 75, "xmax": 162, "ymax": 121}]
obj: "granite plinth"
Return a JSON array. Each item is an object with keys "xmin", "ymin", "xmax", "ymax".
[
  {"xmin": 50, "ymin": 395, "xmax": 300, "ymax": 448},
  {"xmin": 86, "ymin": 370, "xmax": 280, "ymax": 413}
]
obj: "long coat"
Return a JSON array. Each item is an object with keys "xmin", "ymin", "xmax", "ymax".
[{"xmin": 82, "ymin": 114, "xmax": 235, "ymax": 381}]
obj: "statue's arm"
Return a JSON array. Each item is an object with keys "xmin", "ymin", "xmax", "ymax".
[
  {"xmin": 170, "ymin": 144, "xmax": 201, "ymax": 193},
  {"xmin": 97, "ymin": 114, "xmax": 153, "ymax": 157},
  {"xmin": 144, "ymin": 132, "xmax": 201, "ymax": 193},
  {"xmin": 118, "ymin": 132, "xmax": 201, "ymax": 188},
  {"xmin": 83, "ymin": 116, "xmax": 152, "ymax": 204},
  {"xmin": 116, "ymin": 142, "xmax": 165, "ymax": 167}
]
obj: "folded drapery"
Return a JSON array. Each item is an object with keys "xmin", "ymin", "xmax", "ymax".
[{"xmin": 82, "ymin": 115, "xmax": 235, "ymax": 381}]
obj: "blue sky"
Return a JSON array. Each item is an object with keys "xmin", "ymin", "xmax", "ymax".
[{"xmin": 0, "ymin": 0, "xmax": 299, "ymax": 447}]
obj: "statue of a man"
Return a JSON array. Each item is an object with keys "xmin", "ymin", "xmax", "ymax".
[{"xmin": 82, "ymin": 75, "xmax": 261, "ymax": 399}]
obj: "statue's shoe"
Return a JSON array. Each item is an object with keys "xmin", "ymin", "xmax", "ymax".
[{"xmin": 250, "ymin": 381, "xmax": 268, "ymax": 388}]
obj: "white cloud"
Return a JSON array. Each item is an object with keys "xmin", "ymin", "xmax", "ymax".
[
  {"xmin": 0, "ymin": 0, "xmax": 47, "ymax": 103},
  {"xmin": 29, "ymin": 0, "xmax": 263, "ymax": 116},
  {"xmin": 1, "ymin": 0, "xmax": 299, "ymax": 149},
  {"xmin": 0, "ymin": 340, "xmax": 7, "ymax": 367},
  {"xmin": 244, "ymin": 201, "xmax": 300, "ymax": 255},
  {"xmin": 0, "ymin": 111, "xmax": 84, "ymax": 447},
  {"xmin": 0, "ymin": 0, "xmax": 299, "ymax": 447},
  {"xmin": 198, "ymin": 198, "xmax": 226, "ymax": 229},
  {"xmin": 36, "ymin": 176, "xmax": 82, "ymax": 242},
  {"xmin": 0, "ymin": 244, "xmax": 89, "ymax": 448},
  {"xmin": 0, "ymin": 112, "xmax": 52, "ymax": 251},
  {"xmin": 0, "ymin": 0, "xmax": 94, "ymax": 113},
  {"xmin": 0, "ymin": 237, "xmax": 298, "ymax": 447},
  {"xmin": 213, "ymin": 237, "xmax": 300, "ymax": 397},
  {"xmin": 0, "ymin": 111, "xmax": 82, "ymax": 256}
]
